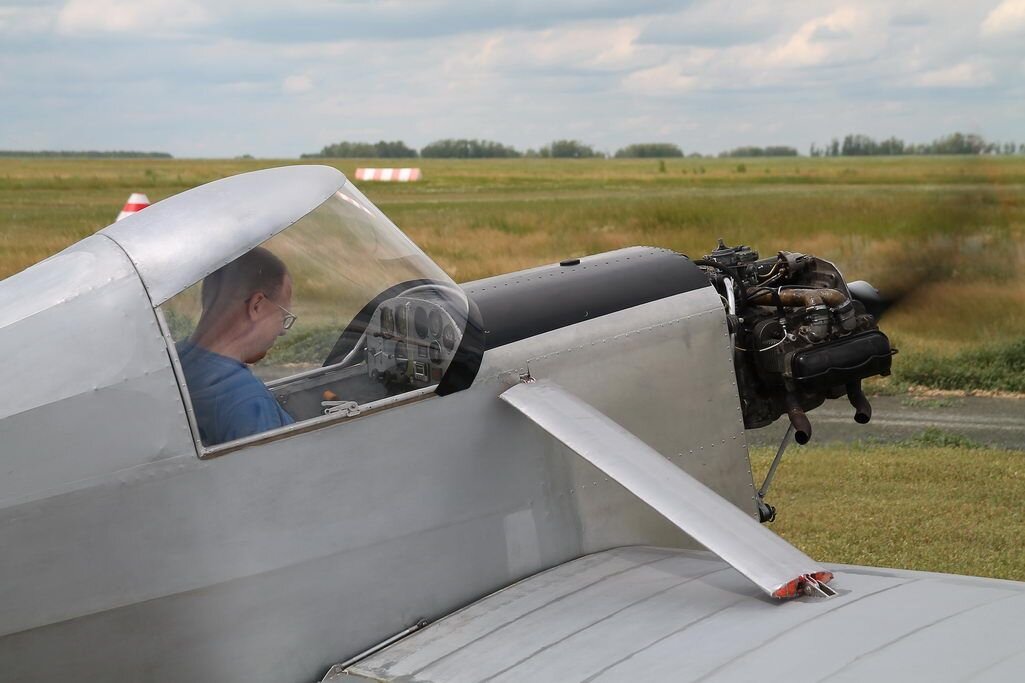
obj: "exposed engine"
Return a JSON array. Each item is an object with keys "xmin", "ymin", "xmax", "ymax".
[{"xmin": 696, "ymin": 240, "xmax": 895, "ymax": 445}]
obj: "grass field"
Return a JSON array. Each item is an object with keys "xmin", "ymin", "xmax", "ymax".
[
  {"xmin": 3, "ymin": 155, "xmax": 1024, "ymax": 391},
  {"xmin": 2, "ymin": 155, "xmax": 1024, "ymax": 579},
  {"xmin": 751, "ymin": 439, "xmax": 1025, "ymax": 581}
]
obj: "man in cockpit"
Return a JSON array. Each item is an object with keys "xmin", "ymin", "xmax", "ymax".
[{"xmin": 178, "ymin": 247, "xmax": 296, "ymax": 446}]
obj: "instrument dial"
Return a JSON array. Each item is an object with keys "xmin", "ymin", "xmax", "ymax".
[
  {"xmin": 414, "ymin": 306, "xmax": 429, "ymax": 338},
  {"xmin": 380, "ymin": 307, "xmax": 394, "ymax": 335},
  {"xmin": 395, "ymin": 305, "xmax": 407, "ymax": 336}
]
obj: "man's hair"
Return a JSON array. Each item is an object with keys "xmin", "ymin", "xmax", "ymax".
[{"xmin": 201, "ymin": 247, "xmax": 288, "ymax": 312}]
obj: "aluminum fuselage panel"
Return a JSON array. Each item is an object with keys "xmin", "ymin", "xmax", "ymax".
[{"xmin": 0, "ymin": 278, "xmax": 753, "ymax": 682}]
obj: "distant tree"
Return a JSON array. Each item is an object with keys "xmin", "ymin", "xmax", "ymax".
[
  {"xmin": 375, "ymin": 140, "xmax": 418, "ymax": 158},
  {"xmin": 719, "ymin": 146, "xmax": 797, "ymax": 158},
  {"xmin": 614, "ymin": 143, "xmax": 683, "ymax": 158},
  {"xmin": 0, "ymin": 150, "xmax": 172, "ymax": 158},
  {"xmin": 541, "ymin": 139, "xmax": 601, "ymax": 158},
  {"xmin": 808, "ymin": 131, "xmax": 1015, "ymax": 157},
  {"xmin": 303, "ymin": 140, "xmax": 417, "ymax": 158},
  {"xmin": 929, "ymin": 132, "xmax": 986, "ymax": 155},
  {"xmin": 420, "ymin": 138, "xmax": 521, "ymax": 158}
]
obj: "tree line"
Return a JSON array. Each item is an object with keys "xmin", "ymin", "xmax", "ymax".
[
  {"xmin": 303, "ymin": 139, "xmax": 689, "ymax": 159},
  {"xmin": 718, "ymin": 146, "xmax": 798, "ymax": 158},
  {"xmin": 0, "ymin": 150, "xmax": 173, "ymax": 158},
  {"xmin": 304, "ymin": 131, "xmax": 1025, "ymax": 160},
  {"xmin": 810, "ymin": 133, "xmax": 1024, "ymax": 157}
]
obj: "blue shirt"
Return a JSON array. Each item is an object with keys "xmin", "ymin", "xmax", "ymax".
[{"xmin": 177, "ymin": 342, "xmax": 294, "ymax": 446}]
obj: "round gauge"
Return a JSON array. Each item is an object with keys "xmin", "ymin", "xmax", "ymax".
[
  {"xmin": 428, "ymin": 309, "xmax": 442, "ymax": 337},
  {"xmin": 413, "ymin": 306, "xmax": 429, "ymax": 338},
  {"xmin": 429, "ymin": 340, "xmax": 442, "ymax": 364},
  {"xmin": 395, "ymin": 305, "xmax": 407, "ymax": 336},
  {"xmin": 380, "ymin": 307, "xmax": 394, "ymax": 335},
  {"xmin": 442, "ymin": 324, "xmax": 456, "ymax": 350}
]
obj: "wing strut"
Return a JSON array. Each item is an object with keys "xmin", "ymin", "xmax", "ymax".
[{"xmin": 500, "ymin": 380, "xmax": 835, "ymax": 599}]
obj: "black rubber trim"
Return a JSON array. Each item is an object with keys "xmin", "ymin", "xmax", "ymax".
[
  {"xmin": 437, "ymin": 247, "xmax": 711, "ymax": 394},
  {"xmin": 436, "ymin": 296, "xmax": 484, "ymax": 396}
]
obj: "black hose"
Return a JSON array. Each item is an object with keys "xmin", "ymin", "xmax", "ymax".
[{"xmin": 693, "ymin": 259, "xmax": 747, "ymax": 310}]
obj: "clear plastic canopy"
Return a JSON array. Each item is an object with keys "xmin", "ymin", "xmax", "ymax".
[{"xmin": 163, "ymin": 181, "xmax": 468, "ymax": 383}]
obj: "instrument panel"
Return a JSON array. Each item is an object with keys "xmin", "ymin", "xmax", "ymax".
[{"xmin": 366, "ymin": 294, "xmax": 462, "ymax": 389}]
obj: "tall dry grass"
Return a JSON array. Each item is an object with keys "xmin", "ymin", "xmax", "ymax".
[{"xmin": 2, "ymin": 156, "xmax": 1023, "ymax": 387}]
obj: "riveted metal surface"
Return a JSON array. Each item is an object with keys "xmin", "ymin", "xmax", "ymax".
[
  {"xmin": 100, "ymin": 165, "xmax": 345, "ymax": 305},
  {"xmin": 500, "ymin": 380, "xmax": 826, "ymax": 598},
  {"xmin": 476, "ymin": 284, "xmax": 758, "ymax": 525},
  {"xmin": 0, "ymin": 281, "xmax": 753, "ymax": 682},
  {"xmin": 0, "ymin": 235, "xmax": 196, "ymax": 506}
]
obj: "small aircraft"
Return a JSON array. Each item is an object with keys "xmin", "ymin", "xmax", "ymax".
[{"xmin": 1, "ymin": 165, "xmax": 1023, "ymax": 682}]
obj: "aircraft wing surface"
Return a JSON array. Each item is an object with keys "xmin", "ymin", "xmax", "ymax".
[{"xmin": 332, "ymin": 546, "xmax": 1025, "ymax": 682}]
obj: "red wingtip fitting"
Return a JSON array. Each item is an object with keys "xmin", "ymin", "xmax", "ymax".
[{"xmin": 772, "ymin": 572, "xmax": 836, "ymax": 599}]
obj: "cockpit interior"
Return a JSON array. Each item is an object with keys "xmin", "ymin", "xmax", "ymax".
[
  {"xmin": 159, "ymin": 181, "xmax": 470, "ymax": 449},
  {"xmin": 265, "ymin": 284, "xmax": 465, "ymax": 423}
]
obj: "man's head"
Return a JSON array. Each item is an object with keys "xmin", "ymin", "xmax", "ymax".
[{"xmin": 193, "ymin": 247, "xmax": 294, "ymax": 364}]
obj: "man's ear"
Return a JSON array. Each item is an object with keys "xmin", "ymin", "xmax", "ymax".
[{"xmin": 246, "ymin": 292, "xmax": 266, "ymax": 321}]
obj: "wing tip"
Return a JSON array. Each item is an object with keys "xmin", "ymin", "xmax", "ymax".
[{"xmin": 772, "ymin": 571, "xmax": 836, "ymax": 599}]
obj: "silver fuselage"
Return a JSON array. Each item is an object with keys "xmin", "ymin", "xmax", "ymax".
[{"xmin": 0, "ymin": 226, "xmax": 753, "ymax": 681}]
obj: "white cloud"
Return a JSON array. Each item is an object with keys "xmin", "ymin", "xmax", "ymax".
[
  {"xmin": 2, "ymin": 0, "xmax": 1021, "ymax": 157},
  {"xmin": 56, "ymin": 0, "xmax": 210, "ymax": 36},
  {"xmin": 282, "ymin": 74, "xmax": 314, "ymax": 94},
  {"xmin": 981, "ymin": 0, "xmax": 1025, "ymax": 36},
  {"xmin": 763, "ymin": 6, "xmax": 878, "ymax": 68},
  {"xmin": 623, "ymin": 61, "xmax": 698, "ymax": 94},
  {"xmin": 916, "ymin": 61, "xmax": 994, "ymax": 87}
]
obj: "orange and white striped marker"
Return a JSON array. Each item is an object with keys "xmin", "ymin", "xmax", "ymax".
[
  {"xmin": 117, "ymin": 193, "xmax": 151, "ymax": 221},
  {"xmin": 354, "ymin": 167, "xmax": 421, "ymax": 182}
]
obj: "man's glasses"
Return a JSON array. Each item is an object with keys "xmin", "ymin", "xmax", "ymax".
[{"xmin": 270, "ymin": 300, "xmax": 297, "ymax": 330}]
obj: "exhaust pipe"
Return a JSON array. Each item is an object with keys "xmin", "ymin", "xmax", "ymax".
[
  {"xmin": 847, "ymin": 381, "xmax": 872, "ymax": 424},
  {"xmin": 784, "ymin": 393, "xmax": 812, "ymax": 445}
]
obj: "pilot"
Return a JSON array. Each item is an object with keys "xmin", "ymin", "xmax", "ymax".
[{"xmin": 178, "ymin": 247, "xmax": 296, "ymax": 446}]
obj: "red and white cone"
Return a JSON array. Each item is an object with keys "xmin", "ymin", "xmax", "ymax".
[{"xmin": 117, "ymin": 193, "xmax": 151, "ymax": 221}]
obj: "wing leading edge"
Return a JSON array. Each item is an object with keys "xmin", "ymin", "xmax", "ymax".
[{"xmin": 499, "ymin": 380, "xmax": 832, "ymax": 599}]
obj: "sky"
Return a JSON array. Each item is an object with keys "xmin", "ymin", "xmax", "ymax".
[{"xmin": 0, "ymin": 0, "xmax": 1022, "ymax": 158}]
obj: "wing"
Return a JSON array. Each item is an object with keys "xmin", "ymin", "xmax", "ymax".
[
  {"xmin": 333, "ymin": 545, "xmax": 1025, "ymax": 683},
  {"xmin": 500, "ymin": 380, "xmax": 832, "ymax": 599}
]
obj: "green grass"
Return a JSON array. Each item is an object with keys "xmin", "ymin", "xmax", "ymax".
[
  {"xmin": 2, "ymin": 156, "xmax": 1024, "ymax": 390},
  {"xmin": 3, "ymin": 157, "xmax": 1023, "ymax": 580},
  {"xmin": 898, "ymin": 338, "xmax": 1025, "ymax": 393},
  {"xmin": 752, "ymin": 440, "xmax": 1025, "ymax": 581}
]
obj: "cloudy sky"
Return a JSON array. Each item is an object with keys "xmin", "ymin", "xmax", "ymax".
[{"xmin": 0, "ymin": 0, "xmax": 1022, "ymax": 157}]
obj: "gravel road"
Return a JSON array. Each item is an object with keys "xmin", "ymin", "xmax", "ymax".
[{"xmin": 746, "ymin": 395, "xmax": 1025, "ymax": 451}]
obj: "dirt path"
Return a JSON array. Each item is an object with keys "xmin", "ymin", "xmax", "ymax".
[{"xmin": 746, "ymin": 395, "xmax": 1025, "ymax": 451}]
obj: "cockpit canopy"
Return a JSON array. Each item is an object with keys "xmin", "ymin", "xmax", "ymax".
[{"xmin": 121, "ymin": 166, "xmax": 469, "ymax": 450}]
